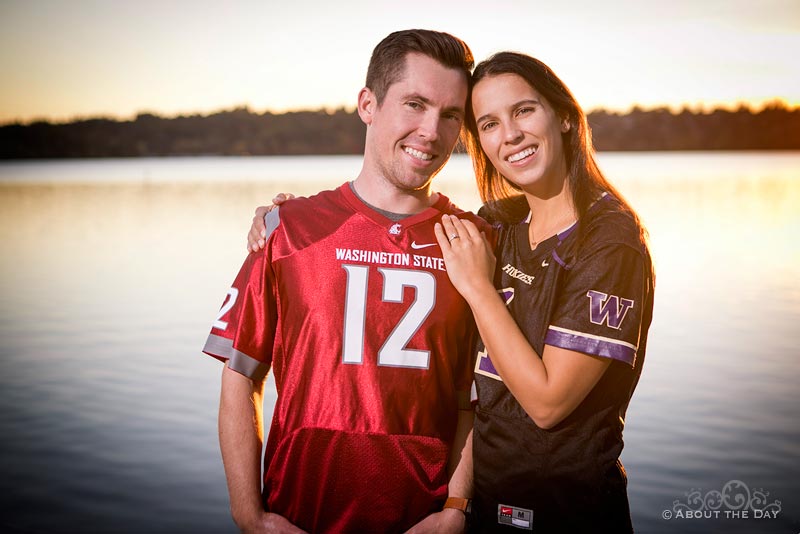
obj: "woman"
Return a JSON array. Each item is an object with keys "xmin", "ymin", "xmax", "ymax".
[
  {"xmin": 247, "ymin": 51, "xmax": 654, "ymax": 533},
  {"xmin": 433, "ymin": 52, "xmax": 654, "ymax": 532}
]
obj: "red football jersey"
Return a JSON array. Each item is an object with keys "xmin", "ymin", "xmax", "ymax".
[{"xmin": 203, "ymin": 183, "xmax": 487, "ymax": 533}]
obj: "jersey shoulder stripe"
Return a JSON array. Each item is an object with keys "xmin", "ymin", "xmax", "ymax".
[
  {"xmin": 264, "ymin": 205, "xmax": 281, "ymax": 240},
  {"xmin": 581, "ymin": 196, "xmax": 648, "ymax": 254}
]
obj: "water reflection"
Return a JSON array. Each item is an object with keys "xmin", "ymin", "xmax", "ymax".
[{"xmin": 1, "ymin": 153, "xmax": 798, "ymax": 533}]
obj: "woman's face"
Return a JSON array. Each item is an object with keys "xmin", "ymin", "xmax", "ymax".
[{"xmin": 471, "ymin": 73, "xmax": 569, "ymax": 195}]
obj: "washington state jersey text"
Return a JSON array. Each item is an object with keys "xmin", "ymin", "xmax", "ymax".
[{"xmin": 335, "ymin": 247, "xmax": 446, "ymax": 271}]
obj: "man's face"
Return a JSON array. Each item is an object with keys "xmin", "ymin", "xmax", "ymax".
[{"xmin": 360, "ymin": 53, "xmax": 468, "ymax": 194}]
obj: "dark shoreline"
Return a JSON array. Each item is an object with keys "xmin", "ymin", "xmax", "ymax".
[{"xmin": 2, "ymin": 103, "xmax": 798, "ymax": 159}]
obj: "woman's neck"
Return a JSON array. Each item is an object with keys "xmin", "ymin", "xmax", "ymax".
[{"xmin": 524, "ymin": 186, "xmax": 576, "ymax": 250}]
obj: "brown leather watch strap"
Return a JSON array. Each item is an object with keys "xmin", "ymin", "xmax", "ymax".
[{"xmin": 443, "ymin": 497, "xmax": 472, "ymax": 513}]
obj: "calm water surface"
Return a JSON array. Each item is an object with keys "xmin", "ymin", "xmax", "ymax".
[{"xmin": 1, "ymin": 153, "xmax": 798, "ymax": 533}]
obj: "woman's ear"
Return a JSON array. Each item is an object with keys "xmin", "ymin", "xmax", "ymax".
[
  {"xmin": 357, "ymin": 87, "xmax": 376, "ymax": 126},
  {"xmin": 561, "ymin": 117, "xmax": 571, "ymax": 133}
]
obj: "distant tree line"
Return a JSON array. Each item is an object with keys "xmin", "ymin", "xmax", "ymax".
[
  {"xmin": 1, "ymin": 102, "xmax": 798, "ymax": 159},
  {"xmin": 590, "ymin": 102, "xmax": 799, "ymax": 150}
]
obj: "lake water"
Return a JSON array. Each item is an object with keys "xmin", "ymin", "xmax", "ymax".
[{"xmin": 1, "ymin": 153, "xmax": 798, "ymax": 533}]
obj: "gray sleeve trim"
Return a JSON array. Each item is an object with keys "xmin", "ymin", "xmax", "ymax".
[
  {"xmin": 265, "ymin": 206, "xmax": 281, "ymax": 240},
  {"xmin": 203, "ymin": 334, "xmax": 269, "ymax": 382},
  {"xmin": 203, "ymin": 333, "xmax": 235, "ymax": 358}
]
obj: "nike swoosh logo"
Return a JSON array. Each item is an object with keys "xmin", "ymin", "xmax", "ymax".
[
  {"xmin": 411, "ymin": 241, "xmax": 437, "ymax": 250},
  {"xmin": 542, "ymin": 259, "xmax": 550, "ymax": 267}
]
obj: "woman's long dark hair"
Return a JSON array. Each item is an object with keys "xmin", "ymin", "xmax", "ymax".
[{"xmin": 464, "ymin": 51, "xmax": 644, "ymax": 240}]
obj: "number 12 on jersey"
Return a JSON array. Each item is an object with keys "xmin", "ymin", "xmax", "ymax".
[{"xmin": 341, "ymin": 265, "xmax": 436, "ymax": 369}]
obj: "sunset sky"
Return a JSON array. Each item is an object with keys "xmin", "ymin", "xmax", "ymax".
[{"xmin": 1, "ymin": 0, "xmax": 798, "ymax": 124}]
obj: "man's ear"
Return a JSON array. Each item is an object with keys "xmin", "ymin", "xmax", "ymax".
[{"xmin": 357, "ymin": 87, "xmax": 376, "ymax": 126}]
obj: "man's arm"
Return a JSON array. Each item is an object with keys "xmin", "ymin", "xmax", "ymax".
[
  {"xmin": 219, "ymin": 365, "xmax": 307, "ymax": 534},
  {"xmin": 448, "ymin": 408, "xmax": 474, "ymax": 496},
  {"xmin": 405, "ymin": 408, "xmax": 474, "ymax": 534}
]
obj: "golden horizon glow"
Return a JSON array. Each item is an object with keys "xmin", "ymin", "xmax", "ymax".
[
  {"xmin": 1, "ymin": 0, "xmax": 798, "ymax": 125},
  {"xmin": 5, "ymin": 97, "xmax": 799, "ymax": 128}
]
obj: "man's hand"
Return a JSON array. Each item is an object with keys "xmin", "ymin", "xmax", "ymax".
[
  {"xmin": 404, "ymin": 508, "xmax": 466, "ymax": 534},
  {"xmin": 247, "ymin": 193, "xmax": 295, "ymax": 252}
]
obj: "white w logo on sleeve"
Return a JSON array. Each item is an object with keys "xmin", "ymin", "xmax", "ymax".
[{"xmin": 586, "ymin": 290, "xmax": 634, "ymax": 330}]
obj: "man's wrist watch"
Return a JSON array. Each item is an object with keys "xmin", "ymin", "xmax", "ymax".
[{"xmin": 443, "ymin": 497, "xmax": 472, "ymax": 514}]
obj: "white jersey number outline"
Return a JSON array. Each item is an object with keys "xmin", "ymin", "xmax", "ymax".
[
  {"xmin": 213, "ymin": 288, "xmax": 239, "ymax": 330},
  {"xmin": 342, "ymin": 265, "xmax": 435, "ymax": 369}
]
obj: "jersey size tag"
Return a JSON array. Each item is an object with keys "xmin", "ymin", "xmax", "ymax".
[{"xmin": 498, "ymin": 504, "xmax": 533, "ymax": 530}]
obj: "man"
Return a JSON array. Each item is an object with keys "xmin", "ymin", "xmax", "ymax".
[{"xmin": 203, "ymin": 30, "xmax": 486, "ymax": 533}]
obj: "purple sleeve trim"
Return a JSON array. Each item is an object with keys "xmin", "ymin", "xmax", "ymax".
[{"xmin": 544, "ymin": 327, "xmax": 636, "ymax": 367}]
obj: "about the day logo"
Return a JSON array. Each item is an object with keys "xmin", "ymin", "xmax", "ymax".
[{"xmin": 662, "ymin": 480, "xmax": 782, "ymax": 522}]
